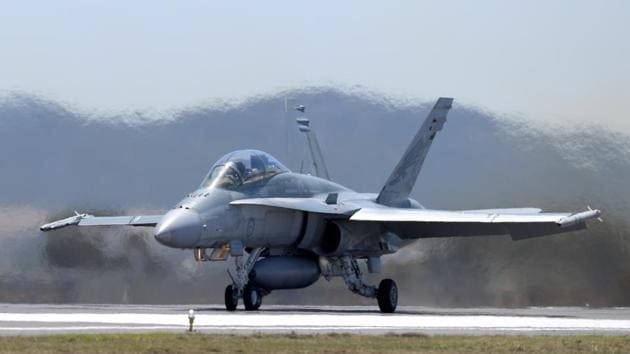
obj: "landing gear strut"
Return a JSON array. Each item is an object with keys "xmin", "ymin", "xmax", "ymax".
[
  {"xmin": 320, "ymin": 256, "xmax": 399, "ymax": 313},
  {"xmin": 225, "ymin": 247, "xmax": 264, "ymax": 311}
]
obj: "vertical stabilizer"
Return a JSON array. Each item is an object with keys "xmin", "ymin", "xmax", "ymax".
[
  {"xmin": 376, "ymin": 97, "xmax": 454, "ymax": 207},
  {"xmin": 296, "ymin": 114, "xmax": 331, "ymax": 180}
]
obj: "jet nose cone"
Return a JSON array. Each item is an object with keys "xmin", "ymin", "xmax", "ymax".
[{"xmin": 154, "ymin": 208, "xmax": 202, "ymax": 248}]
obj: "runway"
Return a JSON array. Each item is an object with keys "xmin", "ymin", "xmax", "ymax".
[{"xmin": 2, "ymin": 304, "xmax": 630, "ymax": 335}]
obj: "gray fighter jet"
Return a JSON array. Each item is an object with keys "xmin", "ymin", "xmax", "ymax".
[{"xmin": 41, "ymin": 97, "xmax": 602, "ymax": 313}]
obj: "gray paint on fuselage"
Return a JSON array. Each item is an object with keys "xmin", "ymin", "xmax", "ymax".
[{"xmin": 174, "ymin": 172, "xmax": 352, "ymax": 249}]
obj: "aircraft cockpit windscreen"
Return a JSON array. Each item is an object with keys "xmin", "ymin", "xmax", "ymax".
[{"xmin": 200, "ymin": 150, "xmax": 289, "ymax": 190}]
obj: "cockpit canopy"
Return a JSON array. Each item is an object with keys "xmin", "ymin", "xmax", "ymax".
[{"xmin": 200, "ymin": 150, "xmax": 289, "ymax": 190}]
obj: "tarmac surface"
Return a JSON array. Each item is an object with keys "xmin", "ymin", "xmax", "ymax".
[{"xmin": 2, "ymin": 304, "xmax": 630, "ymax": 335}]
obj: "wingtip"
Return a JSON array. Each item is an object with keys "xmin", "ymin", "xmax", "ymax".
[
  {"xmin": 558, "ymin": 208, "xmax": 603, "ymax": 228},
  {"xmin": 587, "ymin": 206, "xmax": 603, "ymax": 222}
]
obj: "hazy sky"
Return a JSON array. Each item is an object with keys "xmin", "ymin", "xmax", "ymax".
[{"xmin": 1, "ymin": 1, "xmax": 628, "ymax": 132}]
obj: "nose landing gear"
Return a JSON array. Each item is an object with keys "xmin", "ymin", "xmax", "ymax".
[
  {"xmin": 224, "ymin": 285, "xmax": 238, "ymax": 311},
  {"xmin": 243, "ymin": 285, "xmax": 263, "ymax": 311},
  {"xmin": 224, "ymin": 246, "xmax": 265, "ymax": 311}
]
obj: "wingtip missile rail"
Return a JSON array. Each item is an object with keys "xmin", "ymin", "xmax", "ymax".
[
  {"xmin": 558, "ymin": 208, "xmax": 602, "ymax": 228},
  {"xmin": 40, "ymin": 212, "xmax": 93, "ymax": 231}
]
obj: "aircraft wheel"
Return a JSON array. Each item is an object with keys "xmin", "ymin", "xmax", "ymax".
[
  {"xmin": 243, "ymin": 285, "xmax": 262, "ymax": 311},
  {"xmin": 377, "ymin": 279, "xmax": 398, "ymax": 313},
  {"xmin": 224, "ymin": 285, "xmax": 238, "ymax": 311}
]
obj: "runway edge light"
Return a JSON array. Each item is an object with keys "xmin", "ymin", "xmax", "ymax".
[{"xmin": 188, "ymin": 309, "xmax": 195, "ymax": 332}]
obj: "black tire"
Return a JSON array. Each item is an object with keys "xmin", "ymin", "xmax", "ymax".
[
  {"xmin": 224, "ymin": 285, "xmax": 238, "ymax": 311},
  {"xmin": 377, "ymin": 279, "xmax": 398, "ymax": 313},
  {"xmin": 243, "ymin": 285, "xmax": 262, "ymax": 311}
]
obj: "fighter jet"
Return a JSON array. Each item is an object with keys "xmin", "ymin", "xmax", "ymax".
[{"xmin": 41, "ymin": 97, "xmax": 602, "ymax": 313}]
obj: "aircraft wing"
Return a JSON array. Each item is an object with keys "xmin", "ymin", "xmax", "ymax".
[
  {"xmin": 40, "ymin": 213, "xmax": 162, "ymax": 231},
  {"xmin": 350, "ymin": 207, "xmax": 602, "ymax": 240},
  {"xmin": 230, "ymin": 197, "xmax": 359, "ymax": 215}
]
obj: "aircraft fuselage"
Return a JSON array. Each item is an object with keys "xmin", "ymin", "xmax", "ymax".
[{"xmin": 154, "ymin": 172, "xmax": 346, "ymax": 249}]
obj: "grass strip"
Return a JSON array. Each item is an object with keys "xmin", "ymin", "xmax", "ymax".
[{"xmin": 1, "ymin": 332, "xmax": 630, "ymax": 353}]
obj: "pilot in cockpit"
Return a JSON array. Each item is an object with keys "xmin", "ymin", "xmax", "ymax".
[{"xmin": 200, "ymin": 150, "xmax": 289, "ymax": 190}]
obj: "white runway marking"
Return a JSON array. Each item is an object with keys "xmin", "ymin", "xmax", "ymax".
[
  {"xmin": 3, "ymin": 310, "xmax": 630, "ymax": 334},
  {"xmin": 0, "ymin": 326, "xmax": 182, "ymax": 332}
]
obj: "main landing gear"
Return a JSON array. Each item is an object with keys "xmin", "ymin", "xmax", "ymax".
[
  {"xmin": 376, "ymin": 279, "xmax": 398, "ymax": 313},
  {"xmin": 320, "ymin": 256, "xmax": 398, "ymax": 313},
  {"xmin": 224, "ymin": 247, "xmax": 265, "ymax": 311},
  {"xmin": 222, "ymin": 252, "xmax": 398, "ymax": 313}
]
